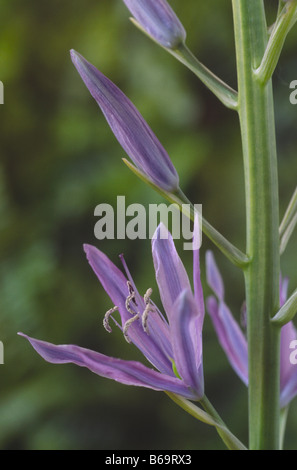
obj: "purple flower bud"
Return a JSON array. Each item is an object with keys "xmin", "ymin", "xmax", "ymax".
[
  {"xmin": 71, "ymin": 50, "xmax": 179, "ymax": 193},
  {"xmin": 122, "ymin": 0, "xmax": 186, "ymax": 49}
]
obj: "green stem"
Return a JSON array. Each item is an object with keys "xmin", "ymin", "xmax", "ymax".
[
  {"xmin": 130, "ymin": 19, "xmax": 238, "ymax": 110},
  {"xmin": 280, "ymin": 406, "xmax": 289, "ymax": 449},
  {"xmin": 280, "ymin": 187, "xmax": 297, "ymax": 237},
  {"xmin": 166, "ymin": 393, "xmax": 247, "ymax": 450},
  {"xmin": 255, "ymin": 0, "xmax": 297, "ymax": 85},
  {"xmin": 176, "ymin": 189, "xmax": 249, "ymax": 269},
  {"xmin": 279, "ymin": 186, "xmax": 297, "ymax": 253},
  {"xmin": 280, "ymin": 212, "xmax": 297, "ymax": 254},
  {"xmin": 171, "ymin": 43, "xmax": 238, "ymax": 110},
  {"xmin": 199, "ymin": 396, "xmax": 247, "ymax": 450},
  {"xmin": 232, "ymin": 0, "xmax": 281, "ymax": 449},
  {"xmin": 271, "ymin": 288, "xmax": 297, "ymax": 326}
]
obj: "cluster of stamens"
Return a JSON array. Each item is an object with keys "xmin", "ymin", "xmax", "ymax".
[{"xmin": 103, "ymin": 281, "xmax": 154, "ymax": 343}]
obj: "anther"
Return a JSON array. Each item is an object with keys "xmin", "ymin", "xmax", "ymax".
[
  {"xmin": 125, "ymin": 281, "xmax": 138, "ymax": 315},
  {"xmin": 123, "ymin": 314, "xmax": 139, "ymax": 343},
  {"xmin": 144, "ymin": 288, "xmax": 153, "ymax": 304},
  {"xmin": 103, "ymin": 306, "xmax": 118, "ymax": 333},
  {"xmin": 128, "ymin": 281, "xmax": 138, "ymax": 306},
  {"xmin": 142, "ymin": 288, "xmax": 153, "ymax": 333},
  {"xmin": 127, "ymin": 281, "xmax": 134, "ymax": 296}
]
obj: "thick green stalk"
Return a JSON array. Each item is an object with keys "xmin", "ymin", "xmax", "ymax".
[{"xmin": 232, "ymin": 0, "xmax": 281, "ymax": 449}]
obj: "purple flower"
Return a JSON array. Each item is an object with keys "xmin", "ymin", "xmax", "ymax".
[
  {"xmin": 206, "ymin": 250, "xmax": 297, "ymax": 408},
  {"xmin": 19, "ymin": 224, "xmax": 205, "ymax": 401},
  {"xmin": 70, "ymin": 50, "xmax": 179, "ymax": 193},
  {"xmin": 122, "ymin": 0, "xmax": 186, "ymax": 49}
]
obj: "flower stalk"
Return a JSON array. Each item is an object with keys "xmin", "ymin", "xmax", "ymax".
[
  {"xmin": 167, "ymin": 392, "xmax": 247, "ymax": 450},
  {"xmin": 232, "ymin": 0, "xmax": 281, "ymax": 449},
  {"xmin": 271, "ymin": 289, "xmax": 297, "ymax": 327},
  {"xmin": 126, "ymin": 1, "xmax": 238, "ymax": 110},
  {"xmin": 254, "ymin": 0, "xmax": 297, "ymax": 86},
  {"xmin": 279, "ymin": 186, "xmax": 297, "ymax": 254},
  {"xmin": 170, "ymin": 44, "xmax": 238, "ymax": 110}
]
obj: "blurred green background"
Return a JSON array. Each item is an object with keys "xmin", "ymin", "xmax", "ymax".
[{"xmin": 0, "ymin": 0, "xmax": 297, "ymax": 450}]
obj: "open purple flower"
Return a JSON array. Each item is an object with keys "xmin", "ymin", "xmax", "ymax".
[
  {"xmin": 19, "ymin": 224, "xmax": 205, "ymax": 401},
  {"xmin": 70, "ymin": 50, "xmax": 179, "ymax": 193},
  {"xmin": 122, "ymin": 0, "xmax": 186, "ymax": 49},
  {"xmin": 206, "ymin": 250, "xmax": 297, "ymax": 408}
]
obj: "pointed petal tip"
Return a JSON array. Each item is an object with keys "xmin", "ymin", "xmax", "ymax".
[
  {"xmin": 175, "ymin": 288, "xmax": 203, "ymax": 326},
  {"xmin": 70, "ymin": 49, "xmax": 81, "ymax": 64},
  {"xmin": 152, "ymin": 222, "xmax": 170, "ymax": 242},
  {"xmin": 176, "ymin": 287, "xmax": 191, "ymax": 305},
  {"xmin": 83, "ymin": 244, "xmax": 105, "ymax": 271},
  {"xmin": 122, "ymin": 0, "xmax": 186, "ymax": 49},
  {"xmin": 83, "ymin": 243, "xmax": 92, "ymax": 254},
  {"xmin": 83, "ymin": 244, "xmax": 93, "ymax": 262},
  {"xmin": 205, "ymin": 250, "xmax": 225, "ymax": 301},
  {"xmin": 205, "ymin": 250, "xmax": 213, "ymax": 263},
  {"xmin": 83, "ymin": 243, "xmax": 121, "ymax": 273},
  {"xmin": 83, "ymin": 244, "xmax": 102, "ymax": 261},
  {"xmin": 18, "ymin": 331, "xmax": 40, "ymax": 344},
  {"xmin": 158, "ymin": 221, "xmax": 167, "ymax": 232},
  {"xmin": 70, "ymin": 50, "xmax": 93, "ymax": 77}
]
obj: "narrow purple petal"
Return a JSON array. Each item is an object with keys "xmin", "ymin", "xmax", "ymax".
[
  {"xmin": 19, "ymin": 333, "xmax": 195, "ymax": 399},
  {"xmin": 205, "ymin": 251, "xmax": 225, "ymax": 301},
  {"xmin": 84, "ymin": 244, "xmax": 128, "ymax": 320},
  {"xmin": 206, "ymin": 296, "xmax": 248, "ymax": 385},
  {"xmin": 280, "ymin": 275, "xmax": 289, "ymax": 307},
  {"xmin": 84, "ymin": 244, "xmax": 174, "ymax": 375},
  {"xmin": 191, "ymin": 209, "xmax": 204, "ymax": 324},
  {"xmin": 280, "ymin": 376, "xmax": 297, "ymax": 408},
  {"xmin": 71, "ymin": 50, "xmax": 179, "ymax": 192},
  {"xmin": 280, "ymin": 368, "xmax": 297, "ymax": 408},
  {"xmin": 280, "ymin": 321, "xmax": 297, "ymax": 407},
  {"xmin": 170, "ymin": 290, "xmax": 204, "ymax": 399},
  {"xmin": 152, "ymin": 224, "xmax": 192, "ymax": 321},
  {"xmin": 193, "ymin": 245, "xmax": 205, "ymax": 325},
  {"xmin": 122, "ymin": 0, "xmax": 186, "ymax": 49},
  {"xmin": 278, "ymin": 276, "xmax": 297, "ymax": 407}
]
